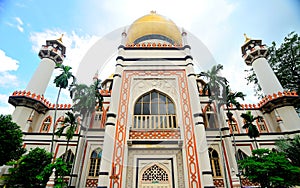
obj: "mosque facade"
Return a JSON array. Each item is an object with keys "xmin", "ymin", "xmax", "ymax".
[{"xmin": 7, "ymin": 12, "xmax": 300, "ymax": 188}]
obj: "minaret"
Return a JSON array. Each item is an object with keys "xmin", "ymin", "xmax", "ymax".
[
  {"xmin": 9, "ymin": 36, "xmax": 66, "ymax": 130},
  {"xmin": 241, "ymin": 34, "xmax": 299, "ymax": 131},
  {"xmin": 27, "ymin": 35, "xmax": 66, "ymax": 95}
]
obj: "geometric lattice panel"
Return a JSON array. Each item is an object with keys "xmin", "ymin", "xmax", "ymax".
[{"xmin": 86, "ymin": 178, "xmax": 98, "ymax": 188}]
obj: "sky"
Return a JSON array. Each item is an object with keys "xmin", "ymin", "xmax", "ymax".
[{"xmin": 0, "ymin": 0, "xmax": 299, "ymax": 115}]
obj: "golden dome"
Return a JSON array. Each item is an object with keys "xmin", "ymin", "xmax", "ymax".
[{"xmin": 126, "ymin": 11, "xmax": 182, "ymax": 45}]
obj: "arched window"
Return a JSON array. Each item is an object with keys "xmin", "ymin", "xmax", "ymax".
[
  {"xmin": 236, "ymin": 149, "xmax": 248, "ymax": 161},
  {"xmin": 228, "ymin": 118, "xmax": 239, "ymax": 134},
  {"xmin": 203, "ymin": 104, "xmax": 218, "ymax": 129},
  {"xmin": 133, "ymin": 90, "xmax": 176, "ymax": 129},
  {"xmin": 256, "ymin": 118, "xmax": 268, "ymax": 133},
  {"xmin": 54, "ymin": 116, "xmax": 64, "ymax": 131},
  {"xmin": 40, "ymin": 116, "xmax": 52, "ymax": 133},
  {"xmin": 60, "ymin": 149, "xmax": 75, "ymax": 164},
  {"xmin": 208, "ymin": 148, "xmax": 222, "ymax": 177},
  {"xmin": 88, "ymin": 148, "xmax": 102, "ymax": 177}
]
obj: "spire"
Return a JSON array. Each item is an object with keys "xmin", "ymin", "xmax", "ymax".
[
  {"xmin": 57, "ymin": 34, "xmax": 64, "ymax": 43},
  {"xmin": 243, "ymin": 33, "xmax": 251, "ymax": 43},
  {"xmin": 93, "ymin": 70, "xmax": 99, "ymax": 82}
]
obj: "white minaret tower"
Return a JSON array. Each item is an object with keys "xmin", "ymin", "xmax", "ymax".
[
  {"xmin": 26, "ymin": 36, "xmax": 65, "ymax": 95},
  {"xmin": 241, "ymin": 34, "xmax": 299, "ymax": 131},
  {"xmin": 9, "ymin": 36, "xmax": 66, "ymax": 130}
]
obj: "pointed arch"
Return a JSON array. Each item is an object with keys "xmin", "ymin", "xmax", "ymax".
[
  {"xmin": 256, "ymin": 118, "xmax": 269, "ymax": 133},
  {"xmin": 59, "ymin": 149, "xmax": 75, "ymax": 163},
  {"xmin": 40, "ymin": 115, "xmax": 52, "ymax": 133},
  {"xmin": 203, "ymin": 104, "xmax": 218, "ymax": 128},
  {"xmin": 133, "ymin": 90, "xmax": 177, "ymax": 129},
  {"xmin": 88, "ymin": 147, "xmax": 102, "ymax": 177},
  {"xmin": 140, "ymin": 163, "xmax": 170, "ymax": 185},
  {"xmin": 54, "ymin": 116, "xmax": 64, "ymax": 131},
  {"xmin": 236, "ymin": 149, "xmax": 248, "ymax": 161},
  {"xmin": 208, "ymin": 148, "xmax": 222, "ymax": 177},
  {"xmin": 227, "ymin": 117, "xmax": 239, "ymax": 134}
]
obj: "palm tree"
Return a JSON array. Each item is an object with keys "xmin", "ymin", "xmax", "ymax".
[
  {"xmin": 68, "ymin": 79, "xmax": 103, "ymax": 187},
  {"xmin": 55, "ymin": 111, "xmax": 78, "ymax": 162},
  {"xmin": 70, "ymin": 79, "xmax": 103, "ymax": 116},
  {"xmin": 241, "ymin": 111, "xmax": 262, "ymax": 149},
  {"xmin": 198, "ymin": 64, "xmax": 228, "ymax": 101},
  {"xmin": 51, "ymin": 64, "xmax": 76, "ymax": 154},
  {"xmin": 198, "ymin": 64, "xmax": 230, "ymax": 187},
  {"xmin": 223, "ymin": 85, "xmax": 245, "ymax": 187},
  {"xmin": 54, "ymin": 111, "xmax": 78, "ymax": 186}
]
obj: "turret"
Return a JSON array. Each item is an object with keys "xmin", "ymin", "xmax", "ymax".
[
  {"xmin": 241, "ymin": 34, "xmax": 299, "ymax": 131},
  {"xmin": 9, "ymin": 35, "xmax": 66, "ymax": 129},
  {"xmin": 241, "ymin": 34, "xmax": 282, "ymax": 95}
]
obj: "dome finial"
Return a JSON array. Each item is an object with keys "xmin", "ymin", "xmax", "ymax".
[
  {"xmin": 244, "ymin": 33, "xmax": 251, "ymax": 43},
  {"xmin": 150, "ymin": 10, "xmax": 156, "ymax": 14},
  {"xmin": 57, "ymin": 34, "xmax": 64, "ymax": 43}
]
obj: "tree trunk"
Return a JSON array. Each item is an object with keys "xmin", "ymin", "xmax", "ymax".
[
  {"xmin": 50, "ymin": 87, "xmax": 62, "ymax": 155},
  {"xmin": 64, "ymin": 139, "xmax": 70, "ymax": 162},
  {"xmin": 253, "ymin": 137, "xmax": 259, "ymax": 149}
]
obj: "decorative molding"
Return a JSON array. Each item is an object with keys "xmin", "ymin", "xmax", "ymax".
[
  {"xmin": 129, "ymin": 130, "xmax": 180, "ymax": 139},
  {"xmin": 125, "ymin": 149, "xmax": 185, "ymax": 188},
  {"xmin": 110, "ymin": 70, "xmax": 202, "ymax": 188}
]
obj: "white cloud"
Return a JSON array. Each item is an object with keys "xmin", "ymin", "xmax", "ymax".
[
  {"xmin": 29, "ymin": 30, "xmax": 99, "ymax": 74},
  {"xmin": 5, "ymin": 17, "xmax": 25, "ymax": 32},
  {"xmin": 0, "ymin": 50, "xmax": 19, "ymax": 87},
  {"xmin": 0, "ymin": 94, "xmax": 14, "ymax": 115},
  {"xmin": 17, "ymin": 25, "xmax": 24, "ymax": 32},
  {"xmin": 15, "ymin": 17, "xmax": 24, "ymax": 32},
  {"xmin": 15, "ymin": 17, "xmax": 23, "ymax": 25},
  {"xmin": 0, "ymin": 72, "xmax": 18, "ymax": 87},
  {"xmin": 0, "ymin": 50, "xmax": 19, "ymax": 72}
]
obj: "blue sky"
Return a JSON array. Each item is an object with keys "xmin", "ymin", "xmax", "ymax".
[{"xmin": 0, "ymin": 0, "xmax": 299, "ymax": 114}]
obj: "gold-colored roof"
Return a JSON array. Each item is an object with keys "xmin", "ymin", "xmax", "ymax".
[{"xmin": 126, "ymin": 11, "xmax": 182, "ymax": 45}]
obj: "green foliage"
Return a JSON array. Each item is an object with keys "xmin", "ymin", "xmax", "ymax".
[
  {"xmin": 51, "ymin": 64, "xmax": 76, "ymax": 154},
  {"xmin": 37, "ymin": 158, "xmax": 70, "ymax": 188},
  {"xmin": 0, "ymin": 114, "xmax": 26, "ymax": 166},
  {"xmin": 70, "ymin": 79, "xmax": 103, "ymax": 116},
  {"xmin": 199, "ymin": 64, "xmax": 228, "ymax": 101},
  {"xmin": 241, "ymin": 111, "xmax": 261, "ymax": 139},
  {"xmin": 55, "ymin": 112, "xmax": 78, "ymax": 141},
  {"xmin": 54, "ymin": 64, "xmax": 76, "ymax": 89},
  {"xmin": 6, "ymin": 147, "xmax": 52, "ymax": 188},
  {"xmin": 223, "ymin": 85, "xmax": 246, "ymax": 110},
  {"xmin": 239, "ymin": 148, "xmax": 300, "ymax": 187},
  {"xmin": 245, "ymin": 32, "xmax": 300, "ymax": 99},
  {"xmin": 276, "ymin": 135, "xmax": 300, "ymax": 167}
]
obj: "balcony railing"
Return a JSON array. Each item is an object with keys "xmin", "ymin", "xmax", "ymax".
[{"xmin": 133, "ymin": 114, "xmax": 177, "ymax": 129}]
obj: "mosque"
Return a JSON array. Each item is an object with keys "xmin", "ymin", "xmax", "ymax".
[{"xmin": 7, "ymin": 12, "xmax": 300, "ymax": 188}]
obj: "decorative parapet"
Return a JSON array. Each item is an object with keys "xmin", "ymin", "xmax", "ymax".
[
  {"xmin": 129, "ymin": 130, "xmax": 180, "ymax": 139},
  {"xmin": 9, "ymin": 90, "xmax": 71, "ymax": 113},
  {"xmin": 222, "ymin": 91, "xmax": 299, "ymax": 111},
  {"xmin": 125, "ymin": 42, "xmax": 183, "ymax": 48}
]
